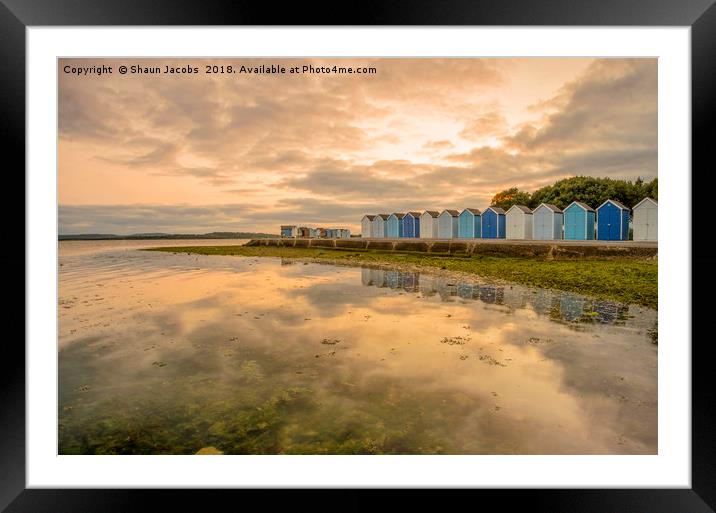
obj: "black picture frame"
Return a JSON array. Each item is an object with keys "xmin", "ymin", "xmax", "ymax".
[{"xmin": 3, "ymin": 0, "xmax": 713, "ymax": 511}]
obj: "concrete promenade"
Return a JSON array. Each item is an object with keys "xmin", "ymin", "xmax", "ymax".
[{"xmin": 247, "ymin": 237, "xmax": 658, "ymax": 259}]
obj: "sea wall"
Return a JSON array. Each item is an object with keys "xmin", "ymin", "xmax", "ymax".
[{"xmin": 246, "ymin": 238, "xmax": 658, "ymax": 259}]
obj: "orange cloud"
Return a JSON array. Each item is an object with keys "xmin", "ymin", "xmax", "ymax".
[{"xmin": 58, "ymin": 57, "xmax": 656, "ymax": 234}]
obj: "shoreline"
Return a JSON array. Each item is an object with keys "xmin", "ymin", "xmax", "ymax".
[{"xmin": 145, "ymin": 245, "xmax": 658, "ymax": 309}]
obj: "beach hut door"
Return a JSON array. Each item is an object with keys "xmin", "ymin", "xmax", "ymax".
[
  {"xmin": 485, "ymin": 214, "xmax": 494, "ymax": 238},
  {"xmin": 565, "ymin": 210, "xmax": 579, "ymax": 239},
  {"xmin": 606, "ymin": 207, "xmax": 620, "ymax": 239},
  {"xmin": 647, "ymin": 206, "xmax": 657, "ymax": 240},
  {"xmin": 536, "ymin": 212, "xmax": 550, "ymax": 238}
]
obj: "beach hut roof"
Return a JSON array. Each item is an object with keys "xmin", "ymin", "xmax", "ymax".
[
  {"xmin": 280, "ymin": 225, "xmax": 296, "ymax": 229},
  {"xmin": 407, "ymin": 211, "xmax": 422, "ymax": 217},
  {"xmin": 441, "ymin": 209, "xmax": 459, "ymax": 217},
  {"xmin": 536, "ymin": 203, "xmax": 562, "ymax": 213},
  {"xmin": 362, "ymin": 214, "xmax": 376, "ymax": 221},
  {"xmin": 486, "ymin": 206, "xmax": 506, "ymax": 214},
  {"xmin": 376, "ymin": 214, "xmax": 390, "ymax": 220},
  {"xmin": 422, "ymin": 210, "xmax": 440, "ymax": 217},
  {"xmin": 461, "ymin": 208, "xmax": 482, "ymax": 215},
  {"xmin": 507, "ymin": 205, "xmax": 531, "ymax": 214},
  {"xmin": 597, "ymin": 199, "xmax": 629, "ymax": 211},
  {"xmin": 390, "ymin": 213, "xmax": 406, "ymax": 219},
  {"xmin": 633, "ymin": 197, "xmax": 657, "ymax": 209},
  {"xmin": 566, "ymin": 201, "xmax": 595, "ymax": 212}
]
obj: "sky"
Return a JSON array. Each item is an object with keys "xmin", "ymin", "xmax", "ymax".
[{"xmin": 58, "ymin": 57, "xmax": 657, "ymax": 234}]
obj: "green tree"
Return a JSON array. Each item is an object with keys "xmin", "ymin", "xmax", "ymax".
[
  {"xmin": 527, "ymin": 176, "xmax": 656, "ymax": 210},
  {"xmin": 491, "ymin": 176, "xmax": 657, "ymax": 211},
  {"xmin": 490, "ymin": 187, "xmax": 532, "ymax": 210}
]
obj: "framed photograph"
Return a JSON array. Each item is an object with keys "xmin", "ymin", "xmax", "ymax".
[{"xmin": 5, "ymin": 0, "xmax": 714, "ymax": 510}]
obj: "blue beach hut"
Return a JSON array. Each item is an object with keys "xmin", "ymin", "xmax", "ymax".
[
  {"xmin": 458, "ymin": 208, "xmax": 482, "ymax": 238},
  {"xmin": 387, "ymin": 213, "xmax": 406, "ymax": 238},
  {"xmin": 402, "ymin": 212, "xmax": 421, "ymax": 238},
  {"xmin": 481, "ymin": 207, "xmax": 506, "ymax": 239},
  {"xmin": 280, "ymin": 225, "xmax": 296, "ymax": 238},
  {"xmin": 596, "ymin": 199, "xmax": 630, "ymax": 240},
  {"xmin": 563, "ymin": 201, "xmax": 595, "ymax": 240}
]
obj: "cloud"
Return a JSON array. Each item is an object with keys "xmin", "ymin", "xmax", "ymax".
[
  {"xmin": 59, "ymin": 57, "xmax": 656, "ymax": 232},
  {"xmin": 422, "ymin": 140, "xmax": 454, "ymax": 150},
  {"xmin": 59, "ymin": 199, "xmax": 378, "ymax": 235},
  {"xmin": 444, "ymin": 59, "xmax": 658, "ymax": 192},
  {"xmin": 505, "ymin": 59, "xmax": 657, "ymax": 153},
  {"xmin": 99, "ymin": 141, "xmax": 179, "ymax": 167},
  {"xmin": 459, "ymin": 109, "xmax": 509, "ymax": 140}
]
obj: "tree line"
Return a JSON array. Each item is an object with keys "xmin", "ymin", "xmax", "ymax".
[{"xmin": 490, "ymin": 176, "xmax": 658, "ymax": 211}]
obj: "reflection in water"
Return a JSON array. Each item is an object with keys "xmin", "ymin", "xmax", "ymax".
[
  {"xmin": 59, "ymin": 241, "xmax": 658, "ymax": 455},
  {"xmin": 362, "ymin": 268, "xmax": 636, "ymax": 327}
]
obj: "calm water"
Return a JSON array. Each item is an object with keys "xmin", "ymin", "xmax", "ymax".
[{"xmin": 59, "ymin": 240, "xmax": 658, "ymax": 455}]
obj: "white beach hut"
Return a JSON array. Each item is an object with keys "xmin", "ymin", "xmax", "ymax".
[
  {"xmin": 532, "ymin": 203, "xmax": 563, "ymax": 240},
  {"xmin": 506, "ymin": 205, "xmax": 533, "ymax": 240},
  {"xmin": 437, "ymin": 209, "xmax": 459, "ymax": 239},
  {"xmin": 372, "ymin": 214, "xmax": 389, "ymax": 238},
  {"xmin": 361, "ymin": 215, "xmax": 375, "ymax": 238},
  {"xmin": 420, "ymin": 211, "xmax": 440, "ymax": 239},
  {"xmin": 632, "ymin": 198, "xmax": 657, "ymax": 241}
]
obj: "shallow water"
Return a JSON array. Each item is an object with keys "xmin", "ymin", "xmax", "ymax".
[{"xmin": 58, "ymin": 240, "xmax": 657, "ymax": 455}]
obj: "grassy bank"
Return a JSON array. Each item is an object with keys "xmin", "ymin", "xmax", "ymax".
[{"xmin": 147, "ymin": 246, "xmax": 657, "ymax": 309}]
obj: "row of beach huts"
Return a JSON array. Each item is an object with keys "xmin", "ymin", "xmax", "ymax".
[
  {"xmin": 281, "ymin": 226, "xmax": 351, "ymax": 238},
  {"xmin": 360, "ymin": 198, "xmax": 658, "ymax": 241}
]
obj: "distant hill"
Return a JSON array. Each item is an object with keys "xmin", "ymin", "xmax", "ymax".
[{"xmin": 58, "ymin": 232, "xmax": 277, "ymax": 241}]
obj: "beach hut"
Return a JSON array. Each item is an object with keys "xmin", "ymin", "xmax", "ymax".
[
  {"xmin": 361, "ymin": 215, "xmax": 375, "ymax": 238},
  {"xmin": 280, "ymin": 225, "xmax": 296, "ymax": 238},
  {"xmin": 632, "ymin": 198, "xmax": 657, "ymax": 241},
  {"xmin": 563, "ymin": 201, "xmax": 595, "ymax": 240},
  {"xmin": 387, "ymin": 213, "xmax": 406, "ymax": 238},
  {"xmin": 481, "ymin": 207, "xmax": 506, "ymax": 239},
  {"xmin": 505, "ymin": 205, "xmax": 532, "ymax": 240},
  {"xmin": 297, "ymin": 227, "xmax": 310, "ymax": 238},
  {"xmin": 437, "ymin": 210, "xmax": 459, "ymax": 239},
  {"xmin": 532, "ymin": 204, "xmax": 563, "ymax": 240},
  {"xmin": 402, "ymin": 212, "xmax": 422, "ymax": 238},
  {"xmin": 309, "ymin": 228, "xmax": 318, "ymax": 238},
  {"xmin": 317, "ymin": 228, "xmax": 327, "ymax": 238},
  {"xmin": 596, "ymin": 199, "xmax": 630, "ymax": 241},
  {"xmin": 372, "ymin": 214, "xmax": 389, "ymax": 238},
  {"xmin": 458, "ymin": 208, "xmax": 482, "ymax": 238},
  {"xmin": 339, "ymin": 229, "xmax": 351, "ymax": 238},
  {"xmin": 420, "ymin": 211, "xmax": 439, "ymax": 238}
]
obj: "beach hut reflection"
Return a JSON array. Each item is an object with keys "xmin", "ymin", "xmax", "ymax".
[
  {"xmin": 357, "ymin": 267, "xmax": 634, "ymax": 327},
  {"xmin": 559, "ymin": 294, "xmax": 586, "ymax": 321},
  {"xmin": 481, "ymin": 285, "xmax": 505, "ymax": 305}
]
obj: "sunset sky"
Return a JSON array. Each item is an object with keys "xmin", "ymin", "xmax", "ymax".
[{"xmin": 58, "ymin": 58, "xmax": 657, "ymax": 234}]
